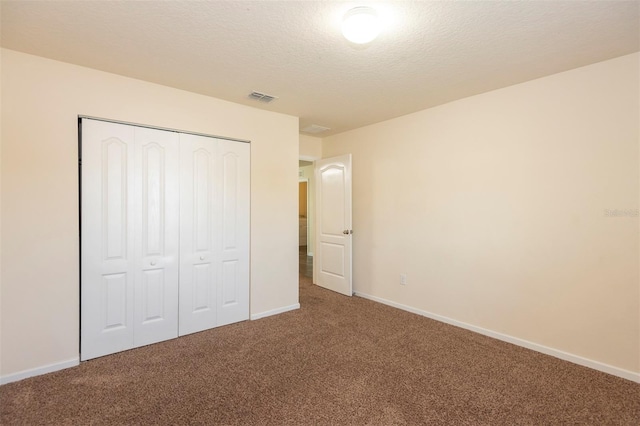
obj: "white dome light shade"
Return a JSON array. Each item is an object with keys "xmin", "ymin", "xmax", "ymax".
[{"xmin": 341, "ymin": 7, "xmax": 381, "ymax": 44}]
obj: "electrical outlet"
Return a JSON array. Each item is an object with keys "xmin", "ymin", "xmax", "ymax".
[{"xmin": 400, "ymin": 273, "xmax": 407, "ymax": 285}]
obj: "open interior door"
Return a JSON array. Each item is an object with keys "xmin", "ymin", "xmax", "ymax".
[{"xmin": 314, "ymin": 154, "xmax": 352, "ymax": 296}]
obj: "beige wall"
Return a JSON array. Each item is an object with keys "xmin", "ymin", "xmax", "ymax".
[
  {"xmin": 299, "ymin": 134, "xmax": 322, "ymax": 160},
  {"xmin": 323, "ymin": 53, "xmax": 640, "ymax": 374},
  {"xmin": 0, "ymin": 49, "xmax": 299, "ymax": 377}
]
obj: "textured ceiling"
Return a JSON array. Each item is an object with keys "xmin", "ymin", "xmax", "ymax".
[{"xmin": 1, "ymin": 1, "xmax": 638, "ymax": 136}]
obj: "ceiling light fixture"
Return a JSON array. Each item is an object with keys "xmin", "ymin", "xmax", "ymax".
[{"xmin": 341, "ymin": 6, "xmax": 381, "ymax": 44}]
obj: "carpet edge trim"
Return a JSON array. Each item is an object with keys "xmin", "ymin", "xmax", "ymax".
[
  {"xmin": 354, "ymin": 291, "xmax": 640, "ymax": 383},
  {"xmin": 250, "ymin": 303, "xmax": 300, "ymax": 320},
  {"xmin": 0, "ymin": 358, "xmax": 80, "ymax": 385}
]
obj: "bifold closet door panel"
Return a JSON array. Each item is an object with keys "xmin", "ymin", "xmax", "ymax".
[
  {"xmin": 179, "ymin": 133, "xmax": 219, "ymax": 335},
  {"xmin": 81, "ymin": 119, "xmax": 180, "ymax": 361},
  {"xmin": 178, "ymin": 134, "xmax": 250, "ymax": 336},
  {"xmin": 132, "ymin": 126, "xmax": 180, "ymax": 348},
  {"xmin": 217, "ymin": 139, "xmax": 250, "ymax": 327},
  {"xmin": 81, "ymin": 120, "xmax": 137, "ymax": 360}
]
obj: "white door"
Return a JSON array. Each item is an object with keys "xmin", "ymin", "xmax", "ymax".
[
  {"xmin": 217, "ymin": 139, "xmax": 250, "ymax": 326},
  {"xmin": 81, "ymin": 120, "xmax": 180, "ymax": 360},
  {"xmin": 133, "ymin": 126, "xmax": 180, "ymax": 347},
  {"xmin": 81, "ymin": 120, "xmax": 136, "ymax": 360},
  {"xmin": 178, "ymin": 134, "xmax": 250, "ymax": 335},
  {"xmin": 315, "ymin": 154, "xmax": 352, "ymax": 296}
]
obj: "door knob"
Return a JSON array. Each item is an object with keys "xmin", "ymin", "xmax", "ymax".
[
  {"xmin": 343, "ymin": 230, "xmax": 349, "ymax": 234},
  {"xmin": 150, "ymin": 261, "xmax": 156, "ymax": 266},
  {"xmin": 200, "ymin": 256, "xmax": 205, "ymax": 260}
]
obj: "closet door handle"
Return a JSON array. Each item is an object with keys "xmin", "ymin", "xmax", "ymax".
[
  {"xmin": 150, "ymin": 261, "xmax": 157, "ymax": 266},
  {"xmin": 200, "ymin": 256, "xmax": 205, "ymax": 261}
]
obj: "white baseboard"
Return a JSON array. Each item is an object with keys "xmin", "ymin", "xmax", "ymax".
[
  {"xmin": 251, "ymin": 303, "xmax": 300, "ymax": 321},
  {"xmin": 0, "ymin": 358, "xmax": 79, "ymax": 385},
  {"xmin": 354, "ymin": 291, "xmax": 640, "ymax": 383}
]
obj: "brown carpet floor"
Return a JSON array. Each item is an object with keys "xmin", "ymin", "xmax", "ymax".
[{"xmin": 1, "ymin": 275, "xmax": 639, "ymax": 425}]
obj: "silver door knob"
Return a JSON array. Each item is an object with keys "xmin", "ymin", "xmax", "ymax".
[
  {"xmin": 200, "ymin": 256, "xmax": 205, "ymax": 260},
  {"xmin": 150, "ymin": 261, "xmax": 156, "ymax": 266}
]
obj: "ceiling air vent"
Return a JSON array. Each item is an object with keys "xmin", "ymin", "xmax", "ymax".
[
  {"xmin": 248, "ymin": 91, "xmax": 278, "ymax": 103},
  {"xmin": 301, "ymin": 124, "xmax": 331, "ymax": 134}
]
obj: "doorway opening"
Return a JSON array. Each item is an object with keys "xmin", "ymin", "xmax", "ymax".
[{"xmin": 299, "ymin": 160, "xmax": 313, "ymax": 279}]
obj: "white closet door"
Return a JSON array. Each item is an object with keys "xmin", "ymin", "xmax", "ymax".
[
  {"xmin": 217, "ymin": 139, "xmax": 250, "ymax": 326},
  {"xmin": 81, "ymin": 120, "xmax": 137, "ymax": 360},
  {"xmin": 82, "ymin": 119, "xmax": 250, "ymax": 357},
  {"xmin": 132, "ymin": 126, "xmax": 180, "ymax": 347},
  {"xmin": 81, "ymin": 120, "xmax": 180, "ymax": 360},
  {"xmin": 179, "ymin": 134, "xmax": 250, "ymax": 335},
  {"xmin": 178, "ymin": 133, "xmax": 219, "ymax": 335}
]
